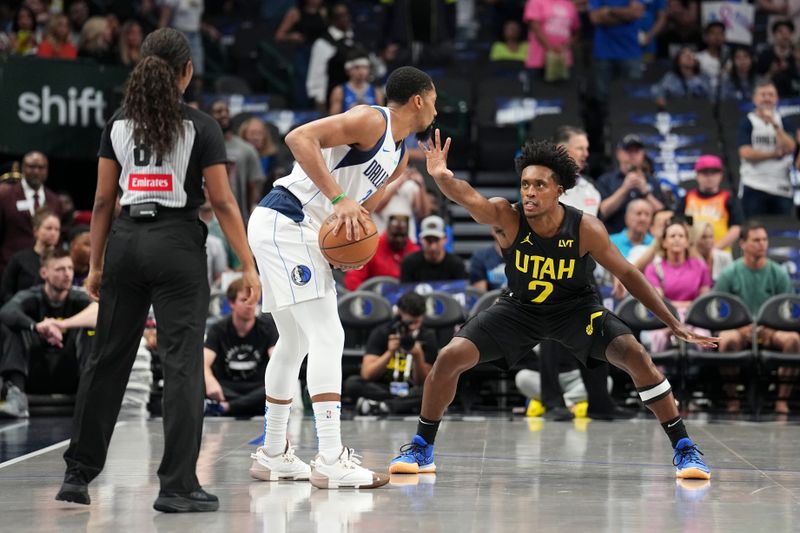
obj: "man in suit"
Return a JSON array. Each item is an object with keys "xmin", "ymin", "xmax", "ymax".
[{"xmin": 0, "ymin": 151, "xmax": 61, "ymax": 278}]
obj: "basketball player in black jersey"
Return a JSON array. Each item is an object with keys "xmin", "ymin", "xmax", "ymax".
[{"xmin": 390, "ymin": 131, "xmax": 716, "ymax": 479}]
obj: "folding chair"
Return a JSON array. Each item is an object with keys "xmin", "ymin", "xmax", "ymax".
[
  {"xmin": 421, "ymin": 292, "xmax": 466, "ymax": 350},
  {"xmin": 684, "ymin": 292, "xmax": 754, "ymax": 411},
  {"xmin": 752, "ymin": 294, "xmax": 800, "ymax": 416},
  {"xmin": 337, "ymin": 292, "xmax": 393, "ymax": 358},
  {"xmin": 614, "ymin": 296, "xmax": 684, "ymax": 403}
]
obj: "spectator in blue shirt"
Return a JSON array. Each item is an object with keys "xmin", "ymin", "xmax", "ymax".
[
  {"xmin": 609, "ymin": 198, "xmax": 654, "ymax": 258},
  {"xmin": 469, "ymin": 229, "xmax": 507, "ymax": 291},
  {"xmin": 588, "ymin": 0, "xmax": 645, "ymax": 102},
  {"xmin": 638, "ymin": 0, "xmax": 666, "ymax": 60}
]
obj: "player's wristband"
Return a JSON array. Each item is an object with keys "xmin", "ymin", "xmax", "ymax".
[{"xmin": 331, "ymin": 193, "xmax": 346, "ymax": 205}]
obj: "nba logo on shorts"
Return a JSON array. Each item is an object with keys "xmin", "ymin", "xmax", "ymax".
[{"xmin": 291, "ymin": 265, "xmax": 312, "ymax": 286}]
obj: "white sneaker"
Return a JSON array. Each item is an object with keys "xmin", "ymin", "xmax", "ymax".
[
  {"xmin": 249, "ymin": 442, "xmax": 311, "ymax": 481},
  {"xmin": 0, "ymin": 385, "xmax": 29, "ymax": 418},
  {"xmin": 310, "ymin": 447, "xmax": 389, "ymax": 489}
]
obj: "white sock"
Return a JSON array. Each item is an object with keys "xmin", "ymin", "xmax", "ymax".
[
  {"xmin": 313, "ymin": 401, "xmax": 342, "ymax": 463},
  {"xmin": 264, "ymin": 400, "xmax": 291, "ymax": 456}
]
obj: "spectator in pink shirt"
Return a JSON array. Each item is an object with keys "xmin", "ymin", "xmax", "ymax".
[
  {"xmin": 523, "ymin": 0, "xmax": 580, "ymax": 79},
  {"xmin": 644, "ymin": 221, "xmax": 712, "ymax": 352}
]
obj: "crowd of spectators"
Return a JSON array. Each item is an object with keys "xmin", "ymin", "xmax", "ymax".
[{"xmin": 0, "ymin": 0, "xmax": 799, "ymax": 419}]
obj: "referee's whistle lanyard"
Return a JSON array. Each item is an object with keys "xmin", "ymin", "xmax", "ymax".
[{"xmin": 392, "ymin": 352, "xmax": 413, "ymax": 382}]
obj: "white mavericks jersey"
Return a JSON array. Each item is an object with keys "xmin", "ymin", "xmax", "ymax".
[
  {"xmin": 272, "ymin": 106, "xmax": 406, "ymax": 228},
  {"xmin": 249, "ymin": 106, "xmax": 407, "ymax": 311}
]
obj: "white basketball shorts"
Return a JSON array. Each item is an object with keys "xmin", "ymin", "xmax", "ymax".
[{"xmin": 248, "ymin": 206, "xmax": 335, "ymax": 312}]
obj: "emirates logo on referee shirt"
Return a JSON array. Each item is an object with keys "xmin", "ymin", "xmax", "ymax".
[{"xmin": 129, "ymin": 174, "xmax": 173, "ymax": 191}]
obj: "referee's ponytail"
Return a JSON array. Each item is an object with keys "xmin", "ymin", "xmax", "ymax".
[{"xmin": 123, "ymin": 28, "xmax": 191, "ymax": 160}]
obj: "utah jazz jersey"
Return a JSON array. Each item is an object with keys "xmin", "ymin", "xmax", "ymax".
[
  {"xmin": 272, "ymin": 106, "xmax": 405, "ymax": 228},
  {"xmin": 682, "ymin": 189, "xmax": 733, "ymax": 245},
  {"xmin": 504, "ymin": 204, "xmax": 595, "ymax": 305}
]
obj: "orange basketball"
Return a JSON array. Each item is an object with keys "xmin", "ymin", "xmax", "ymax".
[{"xmin": 318, "ymin": 214, "xmax": 379, "ymax": 268}]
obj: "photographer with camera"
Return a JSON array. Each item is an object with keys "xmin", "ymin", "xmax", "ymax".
[{"xmin": 344, "ymin": 291, "xmax": 438, "ymax": 416}]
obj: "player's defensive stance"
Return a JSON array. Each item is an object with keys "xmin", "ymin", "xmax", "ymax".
[{"xmin": 390, "ymin": 133, "xmax": 716, "ymax": 480}]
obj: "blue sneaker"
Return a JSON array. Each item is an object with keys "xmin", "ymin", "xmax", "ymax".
[
  {"xmin": 673, "ymin": 438, "xmax": 711, "ymax": 480},
  {"xmin": 389, "ymin": 435, "xmax": 436, "ymax": 474}
]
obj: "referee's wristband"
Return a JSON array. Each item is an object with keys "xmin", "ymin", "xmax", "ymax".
[{"xmin": 331, "ymin": 193, "xmax": 346, "ymax": 205}]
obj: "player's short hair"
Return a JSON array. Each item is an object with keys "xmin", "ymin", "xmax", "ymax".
[
  {"xmin": 385, "ymin": 67, "xmax": 433, "ymax": 104},
  {"xmin": 41, "ymin": 247, "xmax": 71, "ymax": 266},
  {"xmin": 514, "ymin": 140, "xmax": 579, "ymax": 190},
  {"xmin": 397, "ymin": 291, "xmax": 426, "ymax": 317}
]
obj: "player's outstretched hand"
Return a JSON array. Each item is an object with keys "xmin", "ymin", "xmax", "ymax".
[
  {"xmin": 419, "ymin": 128, "xmax": 453, "ymax": 180},
  {"xmin": 332, "ymin": 196, "xmax": 370, "ymax": 241},
  {"xmin": 670, "ymin": 325, "xmax": 720, "ymax": 349}
]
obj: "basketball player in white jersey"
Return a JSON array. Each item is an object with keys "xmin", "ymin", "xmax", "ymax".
[{"xmin": 247, "ymin": 66, "xmax": 437, "ymax": 488}]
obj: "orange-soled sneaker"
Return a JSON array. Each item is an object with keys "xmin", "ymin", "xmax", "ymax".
[{"xmin": 673, "ymin": 438, "xmax": 711, "ymax": 480}]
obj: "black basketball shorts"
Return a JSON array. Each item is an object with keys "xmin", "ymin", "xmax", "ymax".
[{"xmin": 455, "ymin": 295, "xmax": 632, "ymax": 368}]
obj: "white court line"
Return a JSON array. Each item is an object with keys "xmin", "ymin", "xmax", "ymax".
[
  {"xmin": 0, "ymin": 439, "xmax": 70, "ymax": 470},
  {"xmin": 0, "ymin": 421, "xmax": 127, "ymax": 470},
  {"xmin": 0, "ymin": 420, "xmax": 29, "ymax": 433},
  {"xmin": 698, "ymin": 425, "xmax": 800, "ymax": 504}
]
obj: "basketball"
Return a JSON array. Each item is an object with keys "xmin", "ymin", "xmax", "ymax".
[{"xmin": 318, "ymin": 214, "xmax": 379, "ymax": 268}]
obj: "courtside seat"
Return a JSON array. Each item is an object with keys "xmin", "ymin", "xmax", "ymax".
[{"xmin": 337, "ymin": 291, "xmax": 393, "ymax": 358}]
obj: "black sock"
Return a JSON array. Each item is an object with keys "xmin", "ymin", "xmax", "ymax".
[
  {"xmin": 416, "ymin": 416, "xmax": 440, "ymax": 445},
  {"xmin": 661, "ymin": 416, "xmax": 689, "ymax": 448}
]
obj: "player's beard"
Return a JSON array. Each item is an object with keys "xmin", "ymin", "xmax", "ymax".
[{"xmin": 415, "ymin": 121, "xmax": 435, "ymax": 143}]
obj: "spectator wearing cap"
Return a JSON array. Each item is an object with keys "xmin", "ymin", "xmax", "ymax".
[
  {"xmin": 345, "ymin": 214, "xmax": 419, "ymax": 291},
  {"xmin": 400, "ymin": 215, "xmax": 467, "ymax": 283},
  {"xmin": 737, "ymin": 79, "xmax": 796, "ymax": 218},
  {"xmin": 596, "ymin": 134, "xmax": 666, "ymax": 234},
  {"xmin": 675, "ymin": 155, "xmax": 743, "ymax": 251}
]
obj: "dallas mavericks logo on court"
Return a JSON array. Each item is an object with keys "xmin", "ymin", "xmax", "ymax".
[{"xmin": 291, "ymin": 265, "xmax": 312, "ymax": 286}]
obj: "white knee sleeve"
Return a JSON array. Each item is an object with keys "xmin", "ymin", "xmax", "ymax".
[
  {"xmin": 292, "ymin": 293, "xmax": 344, "ymax": 397},
  {"xmin": 264, "ymin": 308, "xmax": 309, "ymax": 400}
]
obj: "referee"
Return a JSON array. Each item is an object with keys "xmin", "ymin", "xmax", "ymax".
[{"xmin": 55, "ymin": 28, "xmax": 260, "ymax": 513}]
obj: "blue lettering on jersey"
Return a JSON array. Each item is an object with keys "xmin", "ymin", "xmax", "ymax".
[
  {"xmin": 363, "ymin": 160, "xmax": 389, "ymax": 188},
  {"xmin": 359, "ymin": 189, "xmax": 374, "ymax": 203}
]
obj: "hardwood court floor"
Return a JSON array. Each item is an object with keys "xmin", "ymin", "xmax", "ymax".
[{"xmin": 1, "ymin": 414, "xmax": 799, "ymax": 532}]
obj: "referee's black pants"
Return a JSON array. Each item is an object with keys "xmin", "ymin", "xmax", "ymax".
[{"xmin": 64, "ymin": 212, "xmax": 209, "ymax": 493}]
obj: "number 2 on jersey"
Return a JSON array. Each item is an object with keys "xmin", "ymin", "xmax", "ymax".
[{"xmin": 527, "ymin": 280, "xmax": 553, "ymax": 303}]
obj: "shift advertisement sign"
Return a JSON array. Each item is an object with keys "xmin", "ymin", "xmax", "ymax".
[{"xmin": 0, "ymin": 56, "xmax": 129, "ymax": 159}]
